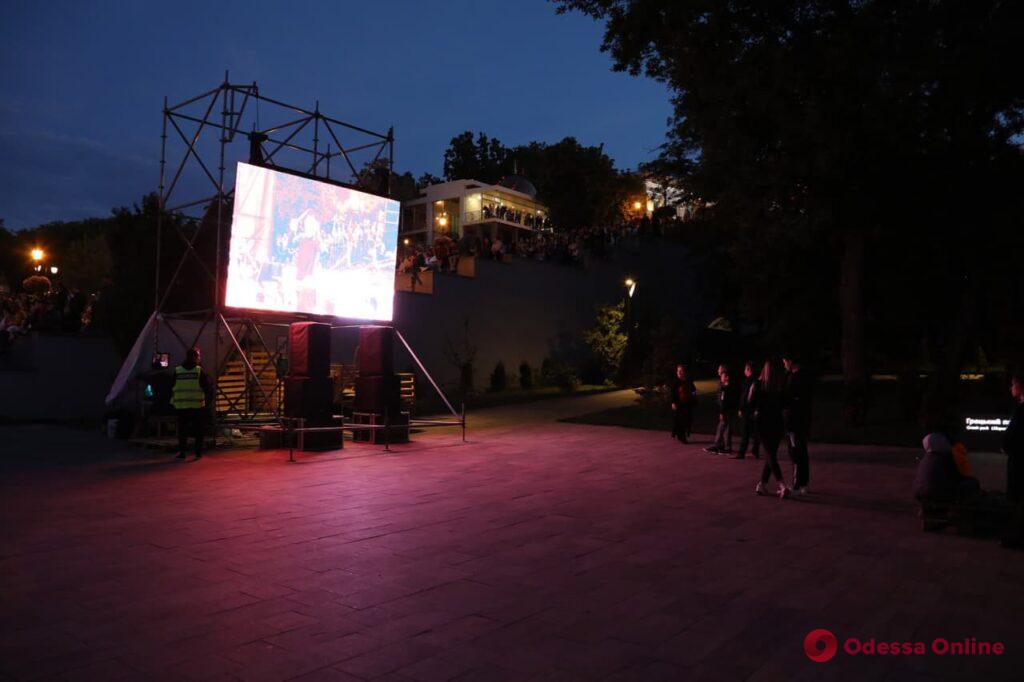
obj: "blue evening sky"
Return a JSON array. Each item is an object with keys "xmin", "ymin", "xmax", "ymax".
[{"xmin": 0, "ymin": 0, "xmax": 671, "ymax": 229}]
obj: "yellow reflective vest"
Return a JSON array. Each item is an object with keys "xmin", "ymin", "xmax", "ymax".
[{"xmin": 171, "ymin": 365, "xmax": 206, "ymax": 409}]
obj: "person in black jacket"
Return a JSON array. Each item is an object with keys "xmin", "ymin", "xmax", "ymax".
[
  {"xmin": 669, "ymin": 363, "xmax": 697, "ymax": 444},
  {"xmin": 1002, "ymin": 374, "xmax": 1024, "ymax": 549},
  {"xmin": 783, "ymin": 353, "xmax": 813, "ymax": 494},
  {"xmin": 706, "ymin": 366, "xmax": 740, "ymax": 454},
  {"xmin": 731, "ymin": 361, "xmax": 761, "ymax": 459},
  {"xmin": 755, "ymin": 358, "xmax": 791, "ymax": 498}
]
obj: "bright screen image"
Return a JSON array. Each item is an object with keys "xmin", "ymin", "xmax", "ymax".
[{"xmin": 225, "ymin": 162, "xmax": 400, "ymax": 320}]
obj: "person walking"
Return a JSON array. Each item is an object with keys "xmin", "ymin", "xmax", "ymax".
[
  {"xmin": 1001, "ymin": 374, "xmax": 1024, "ymax": 549},
  {"xmin": 669, "ymin": 363, "xmax": 697, "ymax": 444},
  {"xmin": 755, "ymin": 358, "xmax": 791, "ymax": 499},
  {"xmin": 706, "ymin": 366, "xmax": 739, "ymax": 454},
  {"xmin": 732, "ymin": 361, "xmax": 761, "ymax": 459},
  {"xmin": 783, "ymin": 353, "xmax": 813, "ymax": 495},
  {"xmin": 171, "ymin": 347, "xmax": 212, "ymax": 460}
]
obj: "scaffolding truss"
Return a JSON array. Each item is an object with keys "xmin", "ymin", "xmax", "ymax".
[{"xmin": 154, "ymin": 74, "xmax": 395, "ymax": 424}]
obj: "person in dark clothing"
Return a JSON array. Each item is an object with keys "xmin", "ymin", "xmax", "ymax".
[
  {"xmin": 706, "ymin": 367, "xmax": 740, "ymax": 454},
  {"xmin": 755, "ymin": 358, "xmax": 790, "ymax": 499},
  {"xmin": 669, "ymin": 363, "xmax": 697, "ymax": 444},
  {"xmin": 913, "ymin": 432, "xmax": 981, "ymax": 502},
  {"xmin": 783, "ymin": 354, "xmax": 813, "ymax": 494},
  {"xmin": 171, "ymin": 347, "xmax": 213, "ymax": 460},
  {"xmin": 1001, "ymin": 374, "xmax": 1024, "ymax": 549},
  {"xmin": 142, "ymin": 359, "xmax": 175, "ymax": 415},
  {"xmin": 732, "ymin": 361, "xmax": 761, "ymax": 459}
]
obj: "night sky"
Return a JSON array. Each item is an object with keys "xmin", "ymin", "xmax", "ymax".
[{"xmin": 0, "ymin": 0, "xmax": 671, "ymax": 230}]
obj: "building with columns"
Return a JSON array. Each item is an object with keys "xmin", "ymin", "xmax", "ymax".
[{"xmin": 400, "ymin": 176, "xmax": 551, "ymax": 246}]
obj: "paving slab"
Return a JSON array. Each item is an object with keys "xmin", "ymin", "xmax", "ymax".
[{"xmin": 1, "ymin": 391, "xmax": 1021, "ymax": 680}]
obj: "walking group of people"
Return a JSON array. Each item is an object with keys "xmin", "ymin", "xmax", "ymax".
[{"xmin": 669, "ymin": 354, "xmax": 813, "ymax": 499}]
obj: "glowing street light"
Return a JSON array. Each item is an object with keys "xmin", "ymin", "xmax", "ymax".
[
  {"xmin": 632, "ymin": 200, "xmax": 643, "ymax": 211},
  {"xmin": 403, "ymin": 238, "xmax": 410, "ymax": 245},
  {"xmin": 624, "ymin": 277, "xmax": 637, "ymax": 298},
  {"xmin": 31, "ymin": 248, "xmax": 45, "ymax": 263},
  {"xmin": 50, "ymin": 266, "xmax": 59, "ymax": 275}
]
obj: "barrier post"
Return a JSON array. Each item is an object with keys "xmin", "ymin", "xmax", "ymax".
[
  {"xmin": 383, "ymin": 408, "xmax": 390, "ymax": 452},
  {"xmin": 287, "ymin": 418, "xmax": 295, "ymax": 463}
]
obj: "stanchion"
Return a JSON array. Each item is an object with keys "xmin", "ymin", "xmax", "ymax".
[
  {"xmin": 287, "ymin": 418, "xmax": 295, "ymax": 463},
  {"xmin": 383, "ymin": 407, "xmax": 390, "ymax": 452},
  {"xmin": 461, "ymin": 402, "xmax": 466, "ymax": 442}
]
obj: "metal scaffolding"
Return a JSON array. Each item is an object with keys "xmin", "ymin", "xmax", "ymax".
[{"xmin": 154, "ymin": 74, "xmax": 395, "ymax": 424}]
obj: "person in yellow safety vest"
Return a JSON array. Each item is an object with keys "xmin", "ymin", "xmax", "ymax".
[{"xmin": 171, "ymin": 347, "xmax": 212, "ymax": 460}]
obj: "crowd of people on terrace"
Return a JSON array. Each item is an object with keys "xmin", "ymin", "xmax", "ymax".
[
  {"xmin": 0, "ymin": 286, "xmax": 93, "ymax": 352},
  {"xmin": 397, "ymin": 216, "xmax": 670, "ymax": 274}
]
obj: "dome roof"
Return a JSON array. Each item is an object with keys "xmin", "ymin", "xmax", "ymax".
[{"xmin": 496, "ymin": 174, "xmax": 538, "ymax": 198}]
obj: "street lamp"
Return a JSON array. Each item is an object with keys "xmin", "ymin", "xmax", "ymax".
[
  {"xmin": 624, "ymin": 277, "xmax": 637, "ymax": 298},
  {"xmin": 50, "ymin": 266, "xmax": 59, "ymax": 275},
  {"xmin": 31, "ymin": 248, "xmax": 45, "ymax": 263},
  {"xmin": 632, "ymin": 200, "xmax": 643, "ymax": 211}
]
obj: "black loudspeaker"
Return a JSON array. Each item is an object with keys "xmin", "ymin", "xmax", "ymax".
[
  {"xmin": 357, "ymin": 326, "xmax": 394, "ymax": 376},
  {"xmin": 354, "ymin": 374, "xmax": 402, "ymax": 413},
  {"xmin": 289, "ymin": 322, "xmax": 331, "ymax": 377},
  {"xmin": 284, "ymin": 375, "xmax": 334, "ymax": 422}
]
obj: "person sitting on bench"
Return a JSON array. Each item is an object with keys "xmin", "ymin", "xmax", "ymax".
[{"xmin": 914, "ymin": 432, "xmax": 981, "ymax": 504}]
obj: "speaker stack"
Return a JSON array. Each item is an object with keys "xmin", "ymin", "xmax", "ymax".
[
  {"xmin": 355, "ymin": 327, "xmax": 399, "ymax": 412},
  {"xmin": 284, "ymin": 322, "xmax": 340, "ymax": 450},
  {"xmin": 354, "ymin": 326, "xmax": 408, "ymax": 443}
]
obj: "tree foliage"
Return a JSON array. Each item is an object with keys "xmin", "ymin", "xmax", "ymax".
[
  {"xmin": 584, "ymin": 302, "xmax": 629, "ymax": 382},
  {"xmin": 441, "ymin": 131, "xmax": 645, "ymax": 229},
  {"xmin": 557, "ymin": 0, "xmax": 1024, "ymax": 385},
  {"xmin": 443, "ymin": 131, "xmax": 511, "ymax": 183}
]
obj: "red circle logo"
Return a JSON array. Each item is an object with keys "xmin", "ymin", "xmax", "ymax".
[{"xmin": 804, "ymin": 629, "xmax": 838, "ymax": 662}]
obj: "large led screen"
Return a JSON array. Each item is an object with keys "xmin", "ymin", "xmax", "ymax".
[{"xmin": 225, "ymin": 162, "xmax": 400, "ymax": 320}]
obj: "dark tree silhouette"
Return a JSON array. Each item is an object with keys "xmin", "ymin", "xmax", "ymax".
[{"xmin": 557, "ymin": 0, "xmax": 1024, "ymax": 411}]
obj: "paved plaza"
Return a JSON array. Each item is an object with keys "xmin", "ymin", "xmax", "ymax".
[{"xmin": 2, "ymin": 391, "xmax": 1022, "ymax": 681}]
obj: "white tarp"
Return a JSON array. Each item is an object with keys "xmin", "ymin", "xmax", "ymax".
[{"xmin": 104, "ymin": 313, "xmax": 273, "ymax": 409}]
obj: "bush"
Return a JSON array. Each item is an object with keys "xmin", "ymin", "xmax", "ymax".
[
  {"xmin": 540, "ymin": 358, "xmax": 555, "ymax": 386},
  {"xmin": 519, "ymin": 361, "xmax": 533, "ymax": 389},
  {"xmin": 583, "ymin": 302, "xmax": 628, "ymax": 383},
  {"xmin": 577, "ymin": 357, "xmax": 604, "ymax": 385},
  {"xmin": 489, "ymin": 361, "xmax": 507, "ymax": 392},
  {"xmin": 541, "ymin": 359, "xmax": 579, "ymax": 393}
]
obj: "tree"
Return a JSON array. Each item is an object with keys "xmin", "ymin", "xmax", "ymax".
[
  {"xmin": 440, "ymin": 131, "xmax": 644, "ymax": 229},
  {"xmin": 416, "ymin": 172, "xmax": 442, "ymax": 189},
  {"xmin": 442, "ymin": 131, "xmax": 511, "ymax": 182},
  {"xmin": 557, "ymin": 0, "xmax": 1024, "ymax": 411},
  {"xmin": 514, "ymin": 137, "xmax": 643, "ymax": 229},
  {"xmin": 356, "ymin": 158, "xmax": 419, "ymax": 201},
  {"xmin": 61, "ymin": 233, "xmax": 113, "ymax": 292},
  {"xmin": 443, "ymin": 316, "xmax": 479, "ymax": 393},
  {"xmin": 583, "ymin": 302, "xmax": 629, "ymax": 382}
]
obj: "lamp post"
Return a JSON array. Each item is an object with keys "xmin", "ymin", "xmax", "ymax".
[{"xmin": 623, "ymin": 277, "xmax": 637, "ymax": 330}]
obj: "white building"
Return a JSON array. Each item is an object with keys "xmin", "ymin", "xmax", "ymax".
[{"xmin": 401, "ymin": 176, "xmax": 551, "ymax": 246}]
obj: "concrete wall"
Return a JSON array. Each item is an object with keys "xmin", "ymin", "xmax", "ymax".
[
  {"xmin": 3, "ymin": 237, "xmax": 706, "ymax": 420},
  {"xmin": 0, "ymin": 333, "xmax": 124, "ymax": 421},
  {"xmin": 386, "ymin": 237, "xmax": 705, "ymax": 389}
]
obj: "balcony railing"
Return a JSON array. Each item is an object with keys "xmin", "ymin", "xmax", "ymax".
[{"xmin": 464, "ymin": 208, "xmax": 550, "ymax": 230}]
